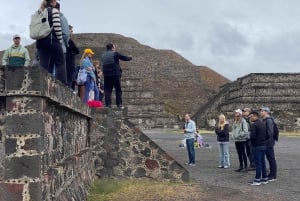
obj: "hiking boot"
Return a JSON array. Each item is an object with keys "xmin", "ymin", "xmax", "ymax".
[
  {"xmin": 234, "ymin": 167, "xmax": 243, "ymax": 172},
  {"xmin": 240, "ymin": 168, "xmax": 248, "ymax": 173}
]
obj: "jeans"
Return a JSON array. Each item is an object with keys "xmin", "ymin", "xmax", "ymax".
[
  {"xmin": 218, "ymin": 142, "xmax": 230, "ymax": 167},
  {"xmin": 84, "ymin": 76, "xmax": 99, "ymax": 103},
  {"xmin": 104, "ymin": 75, "xmax": 122, "ymax": 106},
  {"xmin": 266, "ymin": 145, "xmax": 277, "ymax": 178},
  {"xmin": 235, "ymin": 141, "xmax": 247, "ymax": 168},
  {"xmin": 186, "ymin": 138, "xmax": 195, "ymax": 164},
  {"xmin": 252, "ymin": 145, "xmax": 268, "ymax": 180}
]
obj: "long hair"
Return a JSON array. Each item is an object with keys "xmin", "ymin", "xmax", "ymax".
[{"xmin": 218, "ymin": 114, "xmax": 226, "ymax": 130}]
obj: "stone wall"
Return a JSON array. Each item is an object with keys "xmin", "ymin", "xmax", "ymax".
[
  {"xmin": 91, "ymin": 108, "xmax": 188, "ymax": 181},
  {"xmin": 0, "ymin": 66, "xmax": 189, "ymax": 201},
  {"xmin": 194, "ymin": 73, "xmax": 300, "ymax": 132}
]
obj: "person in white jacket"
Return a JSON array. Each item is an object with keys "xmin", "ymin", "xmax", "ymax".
[{"xmin": 231, "ymin": 109, "xmax": 249, "ymax": 173}]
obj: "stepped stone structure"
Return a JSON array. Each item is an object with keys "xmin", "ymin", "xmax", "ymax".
[
  {"xmin": 194, "ymin": 73, "xmax": 300, "ymax": 132},
  {"xmin": 3, "ymin": 33, "xmax": 229, "ymax": 129}
]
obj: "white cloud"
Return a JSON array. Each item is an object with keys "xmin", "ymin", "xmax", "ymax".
[{"xmin": 0, "ymin": 0, "xmax": 300, "ymax": 80}]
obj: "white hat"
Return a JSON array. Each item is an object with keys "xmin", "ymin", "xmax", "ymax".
[{"xmin": 234, "ymin": 109, "xmax": 242, "ymax": 115}]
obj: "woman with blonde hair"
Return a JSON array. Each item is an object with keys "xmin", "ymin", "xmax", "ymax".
[
  {"xmin": 80, "ymin": 48, "xmax": 99, "ymax": 103},
  {"xmin": 231, "ymin": 109, "xmax": 249, "ymax": 172},
  {"xmin": 215, "ymin": 114, "xmax": 230, "ymax": 168}
]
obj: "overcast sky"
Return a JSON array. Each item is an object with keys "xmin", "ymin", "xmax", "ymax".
[{"xmin": 1, "ymin": 0, "xmax": 299, "ymax": 80}]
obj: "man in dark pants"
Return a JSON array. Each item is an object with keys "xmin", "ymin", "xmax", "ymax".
[
  {"xmin": 66, "ymin": 25, "xmax": 79, "ymax": 90},
  {"xmin": 101, "ymin": 43, "xmax": 132, "ymax": 108},
  {"xmin": 183, "ymin": 113, "xmax": 196, "ymax": 166},
  {"xmin": 260, "ymin": 107, "xmax": 277, "ymax": 182},
  {"xmin": 242, "ymin": 108, "xmax": 255, "ymax": 170},
  {"xmin": 248, "ymin": 111, "xmax": 269, "ymax": 186}
]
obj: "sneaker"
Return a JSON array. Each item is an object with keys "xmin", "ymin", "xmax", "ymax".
[
  {"xmin": 261, "ymin": 178, "xmax": 269, "ymax": 184},
  {"xmin": 248, "ymin": 180, "xmax": 261, "ymax": 186},
  {"xmin": 218, "ymin": 165, "xmax": 223, "ymax": 168},
  {"xmin": 189, "ymin": 163, "xmax": 196, "ymax": 167},
  {"xmin": 223, "ymin": 166, "xmax": 229, "ymax": 169},
  {"xmin": 267, "ymin": 177, "xmax": 277, "ymax": 182},
  {"xmin": 234, "ymin": 167, "xmax": 243, "ymax": 172},
  {"xmin": 117, "ymin": 104, "xmax": 124, "ymax": 109},
  {"xmin": 240, "ymin": 168, "xmax": 248, "ymax": 173}
]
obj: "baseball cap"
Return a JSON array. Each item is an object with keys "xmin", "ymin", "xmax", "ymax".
[
  {"xmin": 234, "ymin": 109, "xmax": 242, "ymax": 115},
  {"xmin": 84, "ymin": 48, "xmax": 95, "ymax": 55},
  {"xmin": 13, "ymin": 34, "xmax": 21, "ymax": 39},
  {"xmin": 260, "ymin": 107, "xmax": 271, "ymax": 113}
]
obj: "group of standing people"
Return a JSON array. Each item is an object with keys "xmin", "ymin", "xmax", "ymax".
[
  {"xmin": 215, "ymin": 107, "xmax": 278, "ymax": 186},
  {"xmin": 2, "ymin": 0, "xmax": 133, "ymax": 108}
]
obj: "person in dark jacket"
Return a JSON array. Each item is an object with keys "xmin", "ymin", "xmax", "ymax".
[
  {"xmin": 66, "ymin": 25, "xmax": 79, "ymax": 89},
  {"xmin": 101, "ymin": 43, "xmax": 132, "ymax": 108},
  {"xmin": 260, "ymin": 107, "xmax": 277, "ymax": 182},
  {"xmin": 248, "ymin": 111, "xmax": 269, "ymax": 186},
  {"xmin": 215, "ymin": 114, "xmax": 230, "ymax": 168}
]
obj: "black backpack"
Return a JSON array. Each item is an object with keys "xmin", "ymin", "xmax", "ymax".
[
  {"xmin": 272, "ymin": 119, "xmax": 279, "ymax": 141},
  {"xmin": 267, "ymin": 118, "xmax": 279, "ymax": 141}
]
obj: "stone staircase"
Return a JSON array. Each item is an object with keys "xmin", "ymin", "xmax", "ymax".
[{"xmin": 114, "ymin": 68, "xmax": 180, "ymax": 129}]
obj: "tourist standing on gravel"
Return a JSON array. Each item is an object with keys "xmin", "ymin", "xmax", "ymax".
[
  {"xmin": 247, "ymin": 111, "xmax": 269, "ymax": 186},
  {"xmin": 231, "ymin": 109, "xmax": 249, "ymax": 173},
  {"xmin": 215, "ymin": 114, "xmax": 230, "ymax": 169},
  {"xmin": 183, "ymin": 113, "xmax": 196, "ymax": 166},
  {"xmin": 260, "ymin": 107, "xmax": 277, "ymax": 181},
  {"xmin": 242, "ymin": 108, "xmax": 256, "ymax": 170},
  {"xmin": 101, "ymin": 43, "xmax": 132, "ymax": 108}
]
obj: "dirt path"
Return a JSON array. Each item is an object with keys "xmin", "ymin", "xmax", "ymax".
[{"xmin": 144, "ymin": 129, "xmax": 300, "ymax": 201}]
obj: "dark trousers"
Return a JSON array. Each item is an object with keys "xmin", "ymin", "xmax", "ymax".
[
  {"xmin": 37, "ymin": 34, "xmax": 67, "ymax": 85},
  {"xmin": 235, "ymin": 141, "xmax": 248, "ymax": 168},
  {"xmin": 104, "ymin": 75, "xmax": 122, "ymax": 106},
  {"xmin": 246, "ymin": 139, "xmax": 255, "ymax": 167},
  {"xmin": 252, "ymin": 145, "xmax": 267, "ymax": 180},
  {"xmin": 186, "ymin": 138, "xmax": 195, "ymax": 164},
  {"xmin": 266, "ymin": 145, "xmax": 277, "ymax": 178},
  {"xmin": 66, "ymin": 63, "xmax": 75, "ymax": 89}
]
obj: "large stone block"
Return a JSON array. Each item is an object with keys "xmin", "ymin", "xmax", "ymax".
[
  {"xmin": 4, "ymin": 155, "xmax": 40, "ymax": 179},
  {"xmin": 5, "ymin": 113, "xmax": 44, "ymax": 135}
]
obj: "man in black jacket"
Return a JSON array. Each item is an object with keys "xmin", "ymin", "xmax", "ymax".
[
  {"xmin": 101, "ymin": 43, "xmax": 132, "ymax": 108},
  {"xmin": 66, "ymin": 25, "xmax": 79, "ymax": 90},
  {"xmin": 248, "ymin": 111, "xmax": 269, "ymax": 186}
]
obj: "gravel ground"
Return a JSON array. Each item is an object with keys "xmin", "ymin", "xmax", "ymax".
[{"xmin": 144, "ymin": 129, "xmax": 300, "ymax": 201}]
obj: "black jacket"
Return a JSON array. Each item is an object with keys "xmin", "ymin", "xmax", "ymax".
[
  {"xmin": 250, "ymin": 119, "xmax": 268, "ymax": 146},
  {"xmin": 215, "ymin": 124, "xmax": 229, "ymax": 142},
  {"xmin": 66, "ymin": 39, "xmax": 79, "ymax": 67},
  {"xmin": 101, "ymin": 51, "xmax": 132, "ymax": 76}
]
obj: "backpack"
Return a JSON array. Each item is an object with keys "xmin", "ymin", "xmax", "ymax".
[
  {"xmin": 29, "ymin": 7, "xmax": 53, "ymax": 40},
  {"xmin": 76, "ymin": 67, "xmax": 88, "ymax": 85},
  {"xmin": 272, "ymin": 119, "xmax": 279, "ymax": 141},
  {"xmin": 267, "ymin": 117, "xmax": 279, "ymax": 141}
]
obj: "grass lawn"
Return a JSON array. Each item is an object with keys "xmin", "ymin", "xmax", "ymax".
[{"xmin": 88, "ymin": 179, "xmax": 201, "ymax": 201}]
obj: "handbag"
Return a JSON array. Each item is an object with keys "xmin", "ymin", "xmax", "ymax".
[{"xmin": 76, "ymin": 68, "xmax": 87, "ymax": 85}]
